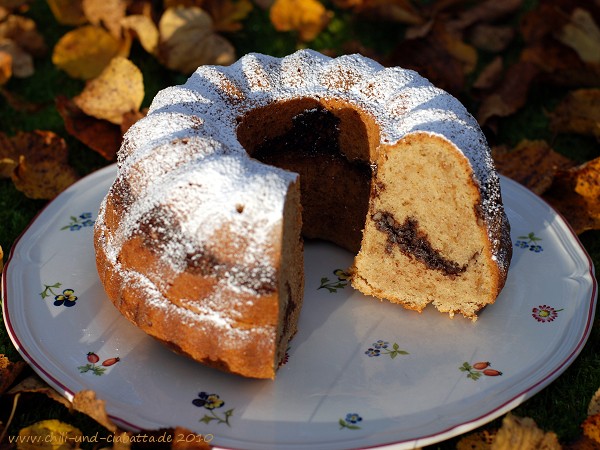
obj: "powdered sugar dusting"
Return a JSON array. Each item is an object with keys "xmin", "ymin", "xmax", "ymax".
[{"xmin": 96, "ymin": 48, "xmax": 510, "ymax": 350}]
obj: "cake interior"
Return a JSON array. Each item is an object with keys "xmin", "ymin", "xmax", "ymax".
[{"xmin": 238, "ymin": 97, "xmax": 501, "ymax": 320}]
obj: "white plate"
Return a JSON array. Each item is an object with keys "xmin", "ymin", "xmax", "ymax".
[{"xmin": 3, "ymin": 164, "xmax": 597, "ymax": 450}]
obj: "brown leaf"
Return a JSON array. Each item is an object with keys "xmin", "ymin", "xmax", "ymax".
[
  {"xmin": 544, "ymin": 157, "xmax": 600, "ymax": 234},
  {"xmin": 0, "ymin": 14, "xmax": 47, "ymax": 57},
  {"xmin": 472, "ymin": 56, "xmax": 503, "ymax": 90},
  {"xmin": 203, "ymin": 0, "xmax": 253, "ymax": 33},
  {"xmin": 387, "ymin": 20, "xmax": 477, "ymax": 94},
  {"xmin": 457, "ymin": 429, "xmax": 496, "ymax": 450},
  {"xmin": 52, "ymin": 25, "xmax": 130, "ymax": 80},
  {"xmin": 477, "ymin": 59, "xmax": 540, "ymax": 126},
  {"xmin": 74, "ymin": 56, "xmax": 144, "ymax": 125},
  {"xmin": 0, "ymin": 38, "xmax": 33, "ymax": 77},
  {"xmin": 590, "ymin": 386, "xmax": 600, "ymax": 416},
  {"xmin": 549, "ymin": 88, "xmax": 600, "ymax": 140},
  {"xmin": 46, "ymin": 0, "xmax": 87, "ymax": 26},
  {"xmin": 0, "ymin": 49, "xmax": 11, "ymax": 84},
  {"xmin": 71, "ymin": 390, "xmax": 118, "ymax": 432},
  {"xmin": 492, "ymin": 140, "xmax": 576, "ymax": 195},
  {"xmin": 0, "ymin": 354, "xmax": 27, "ymax": 395},
  {"xmin": 82, "ymin": 0, "xmax": 128, "ymax": 39},
  {"xmin": 448, "ymin": 0, "xmax": 523, "ymax": 31},
  {"xmin": 8, "ymin": 374, "xmax": 72, "ymax": 409},
  {"xmin": 121, "ymin": 108, "xmax": 147, "ymax": 134},
  {"xmin": 0, "ymin": 129, "xmax": 17, "ymax": 177},
  {"xmin": 270, "ymin": 0, "xmax": 332, "ymax": 42},
  {"xmin": 121, "ymin": 14, "xmax": 159, "ymax": 55},
  {"xmin": 10, "ymin": 131, "xmax": 79, "ymax": 199},
  {"xmin": 469, "ymin": 24, "xmax": 515, "ymax": 53},
  {"xmin": 490, "ymin": 413, "xmax": 561, "ymax": 450},
  {"xmin": 158, "ymin": 6, "xmax": 235, "ymax": 74},
  {"xmin": 56, "ymin": 95, "xmax": 122, "ymax": 160},
  {"xmin": 556, "ymin": 7, "xmax": 600, "ymax": 65}
]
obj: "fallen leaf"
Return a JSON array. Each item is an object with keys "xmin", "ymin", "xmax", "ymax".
[
  {"xmin": 0, "ymin": 130, "xmax": 18, "ymax": 177},
  {"xmin": 456, "ymin": 429, "xmax": 496, "ymax": 450},
  {"xmin": 544, "ymin": 157, "xmax": 600, "ymax": 234},
  {"xmin": 82, "ymin": 0, "xmax": 128, "ymax": 39},
  {"xmin": 158, "ymin": 6, "xmax": 235, "ymax": 74},
  {"xmin": 0, "ymin": 14, "xmax": 47, "ymax": 57},
  {"xmin": 46, "ymin": 0, "xmax": 87, "ymax": 26},
  {"xmin": 469, "ymin": 24, "xmax": 515, "ymax": 53},
  {"xmin": 492, "ymin": 140, "xmax": 576, "ymax": 194},
  {"xmin": 17, "ymin": 419, "xmax": 83, "ymax": 449},
  {"xmin": 121, "ymin": 108, "xmax": 147, "ymax": 134},
  {"xmin": 74, "ymin": 56, "xmax": 144, "ymax": 125},
  {"xmin": 0, "ymin": 354, "xmax": 27, "ymax": 394},
  {"xmin": 583, "ymin": 413, "xmax": 600, "ymax": 444},
  {"xmin": 589, "ymin": 386, "xmax": 600, "ymax": 416},
  {"xmin": 353, "ymin": 0, "xmax": 424, "ymax": 25},
  {"xmin": 56, "ymin": 95, "xmax": 122, "ymax": 160},
  {"xmin": 10, "ymin": 131, "xmax": 80, "ymax": 200},
  {"xmin": 121, "ymin": 14, "xmax": 159, "ymax": 55},
  {"xmin": 52, "ymin": 25, "xmax": 130, "ymax": 80},
  {"xmin": 448, "ymin": 0, "xmax": 523, "ymax": 31},
  {"xmin": 0, "ymin": 38, "xmax": 33, "ymax": 77},
  {"xmin": 0, "ymin": 49, "xmax": 11, "ymax": 84},
  {"xmin": 490, "ymin": 413, "xmax": 561, "ymax": 450},
  {"xmin": 549, "ymin": 88, "xmax": 600, "ymax": 140},
  {"xmin": 71, "ymin": 390, "xmax": 118, "ymax": 432},
  {"xmin": 556, "ymin": 7, "xmax": 600, "ymax": 65},
  {"xmin": 202, "ymin": 0, "xmax": 253, "ymax": 33},
  {"xmin": 8, "ymin": 375, "xmax": 72, "ymax": 409},
  {"xmin": 270, "ymin": 0, "xmax": 332, "ymax": 42},
  {"xmin": 477, "ymin": 59, "xmax": 540, "ymax": 126}
]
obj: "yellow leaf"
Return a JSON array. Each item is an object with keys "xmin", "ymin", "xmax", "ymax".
[
  {"xmin": 72, "ymin": 390, "xmax": 118, "ymax": 432},
  {"xmin": 46, "ymin": 0, "xmax": 87, "ymax": 26},
  {"xmin": 490, "ymin": 414, "xmax": 560, "ymax": 450},
  {"xmin": 74, "ymin": 56, "xmax": 144, "ymax": 125},
  {"xmin": 52, "ymin": 25, "xmax": 129, "ymax": 80},
  {"xmin": 17, "ymin": 419, "xmax": 82, "ymax": 450},
  {"xmin": 82, "ymin": 0, "xmax": 128, "ymax": 39},
  {"xmin": 270, "ymin": 0, "xmax": 332, "ymax": 42},
  {"xmin": 557, "ymin": 8, "xmax": 600, "ymax": 65},
  {"xmin": 158, "ymin": 6, "xmax": 235, "ymax": 74},
  {"xmin": 121, "ymin": 14, "xmax": 159, "ymax": 55}
]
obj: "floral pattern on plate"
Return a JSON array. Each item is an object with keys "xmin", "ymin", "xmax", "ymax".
[
  {"xmin": 193, "ymin": 392, "xmax": 234, "ymax": 427},
  {"xmin": 532, "ymin": 305, "xmax": 564, "ymax": 323},
  {"xmin": 61, "ymin": 212, "xmax": 95, "ymax": 231},
  {"xmin": 460, "ymin": 362, "xmax": 503, "ymax": 380},
  {"xmin": 318, "ymin": 269, "xmax": 351, "ymax": 293},
  {"xmin": 365, "ymin": 340, "xmax": 409, "ymax": 359},
  {"xmin": 515, "ymin": 232, "xmax": 543, "ymax": 252},
  {"xmin": 339, "ymin": 413, "xmax": 362, "ymax": 430}
]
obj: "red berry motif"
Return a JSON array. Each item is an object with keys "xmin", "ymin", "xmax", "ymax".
[
  {"xmin": 483, "ymin": 369, "xmax": 502, "ymax": 376},
  {"xmin": 102, "ymin": 357, "xmax": 120, "ymax": 367},
  {"xmin": 87, "ymin": 352, "xmax": 99, "ymax": 364},
  {"xmin": 472, "ymin": 362, "xmax": 490, "ymax": 370}
]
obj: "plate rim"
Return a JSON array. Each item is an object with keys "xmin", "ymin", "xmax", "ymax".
[{"xmin": 2, "ymin": 164, "xmax": 597, "ymax": 450}]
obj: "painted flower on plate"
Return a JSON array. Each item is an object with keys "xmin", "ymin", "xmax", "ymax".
[
  {"xmin": 532, "ymin": 305, "xmax": 563, "ymax": 322},
  {"xmin": 54, "ymin": 289, "xmax": 78, "ymax": 307}
]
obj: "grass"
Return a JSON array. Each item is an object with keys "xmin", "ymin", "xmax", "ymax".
[{"xmin": 0, "ymin": 0, "xmax": 599, "ymax": 448}]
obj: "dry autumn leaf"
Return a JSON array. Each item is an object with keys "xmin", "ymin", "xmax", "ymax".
[
  {"xmin": 74, "ymin": 56, "xmax": 144, "ymax": 125},
  {"xmin": 8, "ymin": 375, "xmax": 72, "ymax": 409},
  {"xmin": 582, "ymin": 414, "xmax": 600, "ymax": 444},
  {"xmin": 6, "ymin": 130, "xmax": 80, "ymax": 199},
  {"xmin": 17, "ymin": 419, "xmax": 83, "ymax": 450},
  {"xmin": 72, "ymin": 390, "xmax": 118, "ymax": 432},
  {"xmin": 158, "ymin": 6, "xmax": 235, "ymax": 74},
  {"xmin": 0, "ymin": 49, "xmax": 11, "ymax": 84},
  {"xmin": 0, "ymin": 354, "xmax": 27, "ymax": 394},
  {"xmin": 203, "ymin": 0, "xmax": 253, "ymax": 33},
  {"xmin": 82, "ymin": 0, "xmax": 128, "ymax": 39},
  {"xmin": 0, "ymin": 38, "xmax": 33, "ymax": 77},
  {"xmin": 589, "ymin": 386, "xmax": 600, "ymax": 416},
  {"xmin": 492, "ymin": 140, "xmax": 576, "ymax": 195},
  {"xmin": 52, "ymin": 25, "xmax": 130, "ymax": 80},
  {"xmin": 56, "ymin": 95, "xmax": 123, "ymax": 160},
  {"xmin": 46, "ymin": 0, "xmax": 87, "ymax": 26},
  {"xmin": 544, "ymin": 157, "xmax": 600, "ymax": 234},
  {"xmin": 550, "ymin": 88, "xmax": 600, "ymax": 141},
  {"xmin": 270, "ymin": 0, "xmax": 332, "ymax": 42},
  {"xmin": 556, "ymin": 7, "xmax": 600, "ymax": 66},
  {"xmin": 121, "ymin": 14, "xmax": 159, "ymax": 55}
]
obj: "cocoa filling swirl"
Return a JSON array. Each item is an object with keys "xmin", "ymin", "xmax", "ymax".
[{"xmin": 373, "ymin": 211, "xmax": 467, "ymax": 277}]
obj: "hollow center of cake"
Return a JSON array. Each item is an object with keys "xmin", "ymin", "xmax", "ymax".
[{"xmin": 237, "ymin": 99, "xmax": 372, "ymax": 252}]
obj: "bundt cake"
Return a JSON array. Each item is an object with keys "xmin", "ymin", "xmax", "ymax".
[{"xmin": 94, "ymin": 49, "xmax": 512, "ymax": 379}]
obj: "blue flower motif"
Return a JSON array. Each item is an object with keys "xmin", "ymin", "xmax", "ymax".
[
  {"xmin": 53, "ymin": 289, "xmax": 78, "ymax": 307},
  {"xmin": 193, "ymin": 392, "xmax": 224, "ymax": 410},
  {"xmin": 79, "ymin": 212, "xmax": 92, "ymax": 219},
  {"xmin": 69, "ymin": 224, "xmax": 82, "ymax": 231},
  {"xmin": 515, "ymin": 240, "xmax": 529, "ymax": 248},
  {"xmin": 372, "ymin": 340, "xmax": 389, "ymax": 349},
  {"xmin": 345, "ymin": 413, "xmax": 362, "ymax": 424},
  {"xmin": 365, "ymin": 348, "xmax": 380, "ymax": 357},
  {"xmin": 529, "ymin": 245, "xmax": 543, "ymax": 252}
]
